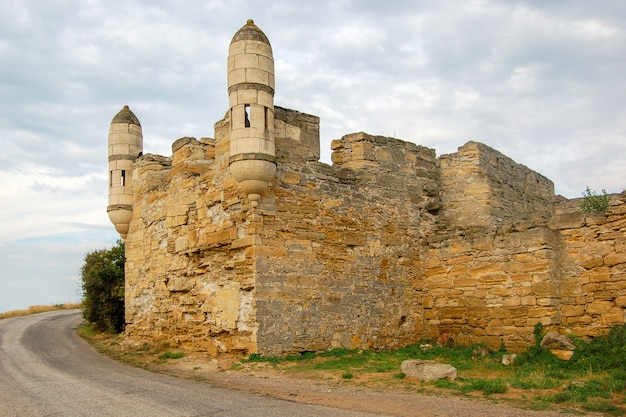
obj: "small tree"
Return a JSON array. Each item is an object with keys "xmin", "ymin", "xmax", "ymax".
[
  {"xmin": 81, "ymin": 240, "xmax": 125, "ymax": 333},
  {"xmin": 580, "ymin": 186, "xmax": 610, "ymax": 214}
]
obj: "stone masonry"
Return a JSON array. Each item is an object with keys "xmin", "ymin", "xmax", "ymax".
[{"xmin": 111, "ymin": 21, "xmax": 626, "ymax": 356}]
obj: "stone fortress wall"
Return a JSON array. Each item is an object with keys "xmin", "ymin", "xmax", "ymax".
[{"xmin": 111, "ymin": 21, "xmax": 625, "ymax": 356}]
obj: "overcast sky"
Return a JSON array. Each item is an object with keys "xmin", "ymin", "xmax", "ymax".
[{"xmin": 1, "ymin": 0, "xmax": 625, "ymax": 313}]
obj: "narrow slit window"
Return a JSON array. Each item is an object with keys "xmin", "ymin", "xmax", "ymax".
[
  {"xmin": 120, "ymin": 170, "xmax": 126, "ymax": 186},
  {"xmin": 264, "ymin": 106, "xmax": 269, "ymax": 129},
  {"xmin": 244, "ymin": 104, "xmax": 251, "ymax": 127},
  {"xmin": 110, "ymin": 171, "xmax": 113, "ymax": 187}
]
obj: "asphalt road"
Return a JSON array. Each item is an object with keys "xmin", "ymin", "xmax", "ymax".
[{"xmin": 0, "ymin": 310, "xmax": 387, "ymax": 417}]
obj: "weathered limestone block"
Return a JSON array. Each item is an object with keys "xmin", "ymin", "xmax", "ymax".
[
  {"xmin": 540, "ymin": 331, "xmax": 576, "ymax": 351},
  {"xmin": 602, "ymin": 308, "xmax": 625, "ymax": 325},
  {"xmin": 586, "ymin": 300, "xmax": 613, "ymax": 315},
  {"xmin": 551, "ymin": 349, "xmax": 575, "ymax": 360},
  {"xmin": 549, "ymin": 211, "xmax": 585, "ymax": 229},
  {"xmin": 401, "ymin": 360, "xmax": 457, "ymax": 381},
  {"xmin": 166, "ymin": 275, "xmax": 194, "ymax": 292},
  {"xmin": 561, "ymin": 305, "xmax": 585, "ymax": 317}
]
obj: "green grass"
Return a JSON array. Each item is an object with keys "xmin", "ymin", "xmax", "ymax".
[
  {"xmin": 509, "ymin": 374, "xmax": 560, "ymax": 390},
  {"xmin": 232, "ymin": 323, "xmax": 626, "ymax": 415},
  {"xmin": 77, "ymin": 322, "xmax": 98, "ymax": 338},
  {"xmin": 462, "ymin": 378, "xmax": 508, "ymax": 395},
  {"xmin": 582, "ymin": 401, "xmax": 622, "ymax": 415},
  {"xmin": 434, "ymin": 378, "xmax": 507, "ymax": 395},
  {"xmin": 158, "ymin": 351, "xmax": 185, "ymax": 361}
]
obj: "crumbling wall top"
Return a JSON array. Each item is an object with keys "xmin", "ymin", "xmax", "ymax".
[
  {"xmin": 439, "ymin": 141, "xmax": 555, "ymax": 230},
  {"xmin": 274, "ymin": 106, "xmax": 320, "ymax": 164}
]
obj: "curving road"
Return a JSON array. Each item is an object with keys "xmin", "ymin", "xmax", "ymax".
[{"xmin": 0, "ymin": 310, "xmax": 386, "ymax": 417}]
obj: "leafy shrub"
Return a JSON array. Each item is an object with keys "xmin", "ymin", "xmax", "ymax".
[
  {"xmin": 81, "ymin": 240, "xmax": 125, "ymax": 333},
  {"xmin": 580, "ymin": 186, "xmax": 610, "ymax": 214},
  {"xmin": 573, "ymin": 323, "xmax": 626, "ymax": 371},
  {"xmin": 513, "ymin": 322, "xmax": 559, "ymax": 368}
]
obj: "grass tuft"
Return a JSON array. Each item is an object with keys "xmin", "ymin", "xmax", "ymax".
[
  {"xmin": 77, "ymin": 322, "xmax": 98, "ymax": 338},
  {"xmin": 158, "ymin": 352, "xmax": 185, "ymax": 361},
  {"xmin": 582, "ymin": 400, "xmax": 623, "ymax": 415}
]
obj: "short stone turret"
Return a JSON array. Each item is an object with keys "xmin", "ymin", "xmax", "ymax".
[
  {"xmin": 107, "ymin": 105, "xmax": 143, "ymax": 239},
  {"xmin": 227, "ymin": 19, "xmax": 276, "ymax": 208}
]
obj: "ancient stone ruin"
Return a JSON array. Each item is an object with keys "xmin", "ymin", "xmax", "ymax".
[{"xmin": 107, "ymin": 20, "xmax": 626, "ymax": 356}]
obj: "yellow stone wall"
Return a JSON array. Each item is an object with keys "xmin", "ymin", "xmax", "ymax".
[
  {"xmin": 420, "ymin": 192, "xmax": 626, "ymax": 351},
  {"xmin": 122, "ymin": 105, "xmax": 626, "ymax": 355},
  {"xmin": 125, "ymin": 123, "xmax": 260, "ymax": 355},
  {"xmin": 554, "ymin": 194, "xmax": 626, "ymax": 337},
  {"xmin": 254, "ymin": 132, "xmax": 440, "ymax": 355}
]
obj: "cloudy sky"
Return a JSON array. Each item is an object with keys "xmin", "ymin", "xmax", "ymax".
[{"xmin": 1, "ymin": 0, "xmax": 625, "ymax": 313}]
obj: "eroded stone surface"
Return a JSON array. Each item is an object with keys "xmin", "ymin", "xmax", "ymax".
[
  {"xmin": 540, "ymin": 332, "xmax": 576, "ymax": 351},
  {"xmin": 401, "ymin": 360, "xmax": 457, "ymax": 382}
]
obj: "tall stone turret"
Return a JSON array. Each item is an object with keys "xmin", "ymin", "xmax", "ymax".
[
  {"xmin": 227, "ymin": 19, "xmax": 276, "ymax": 208},
  {"xmin": 107, "ymin": 105, "xmax": 143, "ymax": 239}
]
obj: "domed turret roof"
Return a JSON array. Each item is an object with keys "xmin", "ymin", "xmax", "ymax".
[
  {"xmin": 111, "ymin": 105, "xmax": 141, "ymax": 126},
  {"xmin": 230, "ymin": 19, "xmax": 271, "ymax": 46}
]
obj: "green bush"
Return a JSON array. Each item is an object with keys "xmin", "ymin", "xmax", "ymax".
[
  {"xmin": 580, "ymin": 186, "xmax": 610, "ymax": 214},
  {"xmin": 573, "ymin": 323, "xmax": 626, "ymax": 372},
  {"xmin": 81, "ymin": 240, "xmax": 125, "ymax": 333}
]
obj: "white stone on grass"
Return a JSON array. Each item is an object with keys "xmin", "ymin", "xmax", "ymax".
[{"xmin": 400, "ymin": 360, "xmax": 457, "ymax": 382}]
